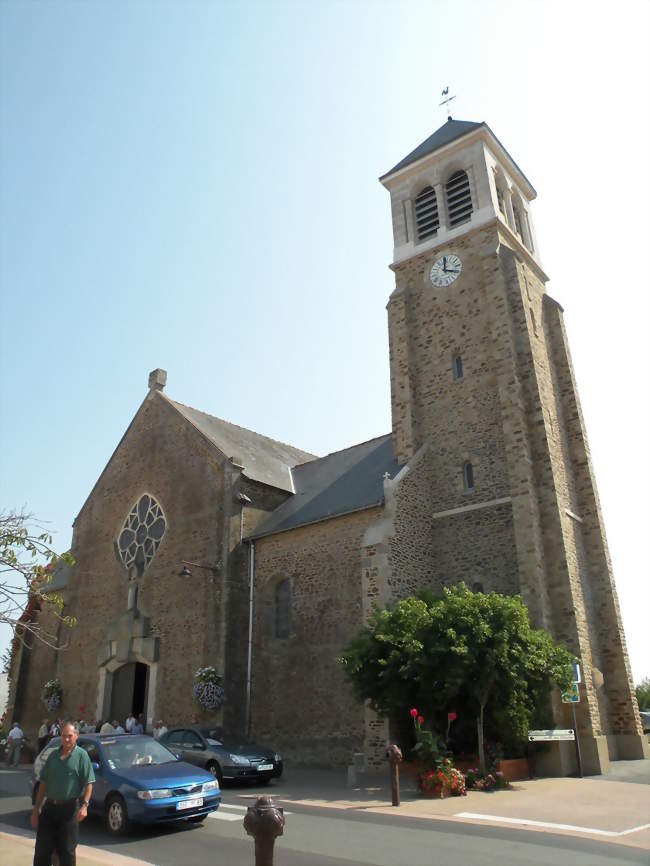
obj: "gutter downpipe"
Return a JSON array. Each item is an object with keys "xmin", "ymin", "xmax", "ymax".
[{"xmin": 245, "ymin": 539, "xmax": 255, "ymax": 738}]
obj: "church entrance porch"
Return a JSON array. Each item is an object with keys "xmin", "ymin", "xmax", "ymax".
[{"xmin": 109, "ymin": 661, "xmax": 149, "ymax": 723}]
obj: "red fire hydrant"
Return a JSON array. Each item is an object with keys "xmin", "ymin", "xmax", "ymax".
[
  {"xmin": 243, "ymin": 796, "xmax": 285, "ymax": 866},
  {"xmin": 386, "ymin": 744, "xmax": 403, "ymax": 806}
]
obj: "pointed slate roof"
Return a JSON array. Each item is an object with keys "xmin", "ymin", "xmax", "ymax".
[
  {"xmin": 166, "ymin": 397, "xmax": 317, "ymax": 493},
  {"xmin": 381, "ymin": 118, "xmax": 483, "ymax": 179},
  {"xmin": 380, "ymin": 117, "xmax": 535, "ymax": 194},
  {"xmin": 248, "ymin": 433, "xmax": 400, "ymax": 539}
]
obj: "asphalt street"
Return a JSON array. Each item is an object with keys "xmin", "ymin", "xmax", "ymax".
[{"xmin": 1, "ymin": 767, "xmax": 647, "ymax": 866}]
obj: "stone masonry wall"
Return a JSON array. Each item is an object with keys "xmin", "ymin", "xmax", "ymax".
[
  {"xmin": 250, "ymin": 508, "xmax": 382, "ymax": 765},
  {"xmin": 387, "ymin": 224, "xmax": 521, "ymax": 597}
]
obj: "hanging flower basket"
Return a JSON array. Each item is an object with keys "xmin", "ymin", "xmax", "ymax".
[
  {"xmin": 193, "ymin": 666, "xmax": 225, "ymax": 711},
  {"xmin": 42, "ymin": 679, "xmax": 63, "ymax": 713}
]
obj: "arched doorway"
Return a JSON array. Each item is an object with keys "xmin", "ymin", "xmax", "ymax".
[{"xmin": 109, "ymin": 662, "xmax": 150, "ymax": 723}]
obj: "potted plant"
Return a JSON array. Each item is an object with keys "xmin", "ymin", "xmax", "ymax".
[
  {"xmin": 193, "ymin": 666, "xmax": 225, "ymax": 712},
  {"xmin": 410, "ymin": 709, "xmax": 466, "ymax": 798},
  {"xmin": 42, "ymin": 679, "xmax": 62, "ymax": 713}
]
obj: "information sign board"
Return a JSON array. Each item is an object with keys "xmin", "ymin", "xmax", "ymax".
[{"xmin": 528, "ymin": 729, "xmax": 575, "ymax": 742}]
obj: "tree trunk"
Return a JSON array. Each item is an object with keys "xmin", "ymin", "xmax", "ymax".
[{"xmin": 477, "ymin": 703, "xmax": 486, "ymax": 775}]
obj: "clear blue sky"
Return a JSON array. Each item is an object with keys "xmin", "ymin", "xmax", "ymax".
[{"xmin": 1, "ymin": 0, "xmax": 648, "ymax": 682}]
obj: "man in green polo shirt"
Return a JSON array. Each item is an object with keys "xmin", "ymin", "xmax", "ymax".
[{"xmin": 31, "ymin": 720, "xmax": 95, "ymax": 866}]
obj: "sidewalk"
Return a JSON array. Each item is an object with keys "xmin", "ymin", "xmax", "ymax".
[
  {"xmin": 230, "ymin": 762, "xmax": 650, "ymax": 851},
  {"xmin": 0, "ymin": 829, "xmax": 153, "ymax": 866}
]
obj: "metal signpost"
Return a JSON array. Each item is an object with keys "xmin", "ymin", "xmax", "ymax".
[{"xmin": 561, "ymin": 663, "xmax": 583, "ymax": 778}]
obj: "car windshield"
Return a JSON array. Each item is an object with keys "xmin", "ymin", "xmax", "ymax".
[{"xmin": 101, "ymin": 738, "xmax": 176, "ymax": 769}]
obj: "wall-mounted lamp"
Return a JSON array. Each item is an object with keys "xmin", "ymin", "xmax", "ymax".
[{"xmin": 177, "ymin": 560, "xmax": 221, "ymax": 581}]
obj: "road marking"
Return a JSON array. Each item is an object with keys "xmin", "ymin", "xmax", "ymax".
[
  {"xmin": 208, "ymin": 810, "xmax": 242, "ymax": 822},
  {"xmin": 209, "ymin": 803, "xmax": 292, "ymax": 822},
  {"xmin": 454, "ymin": 812, "xmax": 650, "ymax": 837}
]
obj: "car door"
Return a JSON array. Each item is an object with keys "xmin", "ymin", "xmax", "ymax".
[
  {"xmin": 180, "ymin": 730, "xmax": 206, "ymax": 768},
  {"xmin": 78, "ymin": 741, "xmax": 108, "ymax": 814},
  {"xmin": 163, "ymin": 728, "xmax": 187, "ymax": 760}
]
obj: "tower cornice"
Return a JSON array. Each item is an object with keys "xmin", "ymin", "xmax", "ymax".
[{"xmin": 387, "ymin": 218, "xmax": 549, "ymax": 284}]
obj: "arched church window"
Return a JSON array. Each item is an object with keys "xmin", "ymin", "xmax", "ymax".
[
  {"xmin": 275, "ymin": 579, "xmax": 291, "ymax": 639},
  {"xmin": 117, "ymin": 493, "xmax": 167, "ymax": 577},
  {"xmin": 446, "ymin": 170, "xmax": 473, "ymax": 227},
  {"xmin": 414, "ymin": 186, "xmax": 439, "ymax": 241},
  {"xmin": 463, "ymin": 462, "xmax": 474, "ymax": 491}
]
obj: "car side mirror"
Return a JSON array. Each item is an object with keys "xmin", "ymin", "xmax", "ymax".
[
  {"xmin": 173, "ymin": 751, "xmax": 183, "ymax": 761},
  {"xmin": 192, "ymin": 743, "xmax": 205, "ymax": 750},
  {"xmin": 91, "ymin": 761, "xmax": 101, "ymax": 773}
]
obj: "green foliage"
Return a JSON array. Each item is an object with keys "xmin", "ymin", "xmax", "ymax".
[
  {"xmin": 636, "ymin": 678, "xmax": 650, "ymax": 711},
  {"xmin": 0, "ymin": 510, "xmax": 76, "ymax": 662},
  {"xmin": 339, "ymin": 584, "xmax": 576, "ymax": 766}
]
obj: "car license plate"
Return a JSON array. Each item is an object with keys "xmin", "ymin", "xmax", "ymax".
[
  {"xmin": 257, "ymin": 763, "xmax": 273, "ymax": 771},
  {"xmin": 176, "ymin": 797, "xmax": 203, "ymax": 810}
]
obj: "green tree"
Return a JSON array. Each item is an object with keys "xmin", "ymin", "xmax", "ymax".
[
  {"xmin": 339, "ymin": 584, "xmax": 576, "ymax": 773},
  {"xmin": 1, "ymin": 510, "xmax": 76, "ymax": 663},
  {"xmin": 636, "ymin": 678, "xmax": 650, "ymax": 711}
]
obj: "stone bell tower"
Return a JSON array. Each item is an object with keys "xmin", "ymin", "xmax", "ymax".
[{"xmin": 379, "ymin": 117, "xmax": 648, "ymax": 774}]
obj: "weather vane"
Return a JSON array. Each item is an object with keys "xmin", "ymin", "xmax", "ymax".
[{"xmin": 439, "ymin": 86, "xmax": 456, "ymax": 118}]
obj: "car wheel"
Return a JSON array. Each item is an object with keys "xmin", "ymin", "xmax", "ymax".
[
  {"xmin": 206, "ymin": 761, "xmax": 223, "ymax": 786},
  {"xmin": 187, "ymin": 815, "xmax": 205, "ymax": 824},
  {"xmin": 105, "ymin": 794, "xmax": 129, "ymax": 835}
]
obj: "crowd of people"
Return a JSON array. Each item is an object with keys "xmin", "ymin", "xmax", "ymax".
[
  {"xmin": 5, "ymin": 713, "xmax": 170, "ymax": 767},
  {"xmin": 39, "ymin": 713, "xmax": 169, "ymax": 742}
]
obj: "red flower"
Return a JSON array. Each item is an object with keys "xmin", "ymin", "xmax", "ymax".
[
  {"xmin": 417, "ymin": 715, "xmax": 424, "ymax": 724},
  {"xmin": 410, "ymin": 708, "xmax": 418, "ymax": 718}
]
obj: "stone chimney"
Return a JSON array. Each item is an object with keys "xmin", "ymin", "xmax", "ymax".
[{"xmin": 148, "ymin": 368, "xmax": 167, "ymax": 392}]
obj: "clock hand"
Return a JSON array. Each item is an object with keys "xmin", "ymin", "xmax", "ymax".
[{"xmin": 443, "ymin": 256, "xmax": 447, "ymax": 272}]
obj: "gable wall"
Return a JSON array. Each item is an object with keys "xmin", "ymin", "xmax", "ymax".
[{"xmin": 48, "ymin": 393, "xmax": 227, "ymax": 730}]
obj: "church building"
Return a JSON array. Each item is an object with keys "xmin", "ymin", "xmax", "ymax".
[{"xmin": 9, "ymin": 117, "xmax": 647, "ymax": 775}]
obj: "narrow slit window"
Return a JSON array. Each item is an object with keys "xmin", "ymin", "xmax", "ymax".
[
  {"xmin": 446, "ymin": 170, "xmax": 473, "ymax": 227},
  {"xmin": 275, "ymin": 579, "xmax": 291, "ymax": 639},
  {"xmin": 463, "ymin": 462, "xmax": 474, "ymax": 491},
  {"xmin": 414, "ymin": 186, "xmax": 439, "ymax": 241},
  {"xmin": 513, "ymin": 205, "xmax": 523, "ymax": 238},
  {"xmin": 453, "ymin": 355, "xmax": 464, "ymax": 380},
  {"xmin": 496, "ymin": 186, "xmax": 505, "ymax": 215}
]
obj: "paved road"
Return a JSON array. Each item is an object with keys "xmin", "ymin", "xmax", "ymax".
[{"xmin": 1, "ymin": 767, "xmax": 647, "ymax": 866}]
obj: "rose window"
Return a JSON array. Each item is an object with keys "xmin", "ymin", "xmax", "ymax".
[{"xmin": 118, "ymin": 494, "xmax": 166, "ymax": 576}]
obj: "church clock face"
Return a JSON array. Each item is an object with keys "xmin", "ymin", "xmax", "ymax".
[{"xmin": 430, "ymin": 253, "xmax": 462, "ymax": 287}]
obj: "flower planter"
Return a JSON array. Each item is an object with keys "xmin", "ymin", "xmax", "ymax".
[{"xmin": 496, "ymin": 758, "xmax": 530, "ymax": 781}]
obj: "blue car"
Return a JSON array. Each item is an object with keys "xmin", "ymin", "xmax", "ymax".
[{"xmin": 31, "ymin": 734, "xmax": 221, "ymax": 835}]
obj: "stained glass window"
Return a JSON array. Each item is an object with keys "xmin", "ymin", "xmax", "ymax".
[{"xmin": 118, "ymin": 494, "xmax": 166, "ymax": 576}]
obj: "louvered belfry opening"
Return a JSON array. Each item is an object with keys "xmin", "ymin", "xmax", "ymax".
[
  {"xmin": 414, "ymin": 185, "xmax": 439, "ymax": 240},
  {"xmin": 446, "ymin": 170, "xmax": 473, "ymax": 227}
]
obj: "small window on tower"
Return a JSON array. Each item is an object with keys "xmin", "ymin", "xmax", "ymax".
[
  {"xmin": 414, "ymin": 186, "xmax": 439, "ymax": 241},
  {"xmin": 496, "ymin": 185, "xmax": 505, "ymax": 215},
  {"xmin": 513, "ymin": 205, "xmax": 523, "ymax": 238},
  {"xmin": 275, "ymin": 579, "xmax": 291, "ymax": 639},
  {"xmin": 463, "ymin": 462, "xmax": 475, "ymax": 491},
  {"xmin": 453, "ymin": 355, "xmax": 464, "ymax": 380},
  {"xmin": 446, "ymin": 170, "xmax": 473, "ymax": 227}
]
